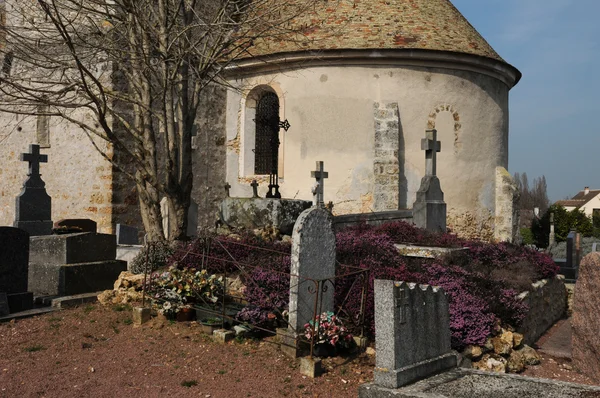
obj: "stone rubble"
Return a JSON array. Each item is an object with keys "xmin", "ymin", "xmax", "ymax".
[{"xmin": 466, "ymin": 327, "xmax": 540, "ymax": 374}]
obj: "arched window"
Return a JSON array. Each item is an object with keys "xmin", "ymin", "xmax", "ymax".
[{"xmin": 254, "ymin": 92, "xmax": 280, "ymax": 175}]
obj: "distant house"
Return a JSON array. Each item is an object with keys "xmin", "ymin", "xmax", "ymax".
[{"xmin": 555, "ymin": 187, "xmax": 600, "ymax": 218}]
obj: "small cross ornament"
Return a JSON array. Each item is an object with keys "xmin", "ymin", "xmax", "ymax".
[
  {"xmin": 20, "ymin": 144, "xmax": 48, "ymax": 177},
  {"xmin": 250, "ymin": 180, "xmax": 259, "ymax": 198},
  {"xmin": 394, "ymin": 285, "xmax": 409, "ymax": 324},
  {"xmin": 310, "ymin": 161, "xmax": 328, "ymax": 207},
  {"xmin": 421, "ymin": 129, "xmax": 441, "ymax": 176},
  {"xmin": 224, "ymin": 182, "xmax": 231, "ymax": 197}
]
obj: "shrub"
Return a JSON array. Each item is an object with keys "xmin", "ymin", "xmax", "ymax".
[{"xmin": 130, "ymin": 241, "xmax": 175, "ymax": 274}]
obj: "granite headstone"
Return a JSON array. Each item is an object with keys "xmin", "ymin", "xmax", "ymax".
[
  {"xmin": 572, "ymin": 252, "xmax": 600, "ymax": 384},
  {"xmin": 370, "ymin": 280, "xmax": 456, "ymax": 389},
  {"xmin": 13, "ymin": 144, "xmax": 53, "ymax": 235},
  {"xmin": 0, "ymin": 227, "xmax": 34, "ymax": 313},
  {"xmin": 116, "ymin": 224, "xmax": 139, "ymax": 245}
]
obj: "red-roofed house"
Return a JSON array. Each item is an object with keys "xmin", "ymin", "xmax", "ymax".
[{"xmin": 556, "ymin": 187, "xmax": 600, "ymax": 218}]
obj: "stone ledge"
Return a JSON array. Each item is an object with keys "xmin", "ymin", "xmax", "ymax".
[
  {"xmin": 360, "ymin": 368, "xmax": 600, "ymax": 398},
  {"xmin": 374, "ymin": 352, "xmax": 457, "ymax": 389}
]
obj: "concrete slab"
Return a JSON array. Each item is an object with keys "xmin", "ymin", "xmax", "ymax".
[
  {"xmin": 0, "ymin": 307, "xmax": 57, "ymax": 322},
  {"xmin": 359, "ymin": 369, "xmax": 600, "ymax": 398}
]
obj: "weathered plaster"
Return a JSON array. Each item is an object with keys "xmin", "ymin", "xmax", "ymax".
[{"xmin": 226, "ymin": 62, "xmax": 510, "ymax": 238}]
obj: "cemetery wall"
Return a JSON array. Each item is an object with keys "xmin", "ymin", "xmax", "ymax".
[
  {"xmin": 517, "ymin": 276, "xmax": 567, "ymax": 345},
  {"xmin": 225, "ymin": 61, "xmax": 512, "ymax": 240},
  {"xmin": 0, "ymin": 114, "xmax": 114, "ymax": 233}
]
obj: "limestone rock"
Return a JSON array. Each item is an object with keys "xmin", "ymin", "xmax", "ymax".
[
  {"xmin": 97, "ymin": 290, "xmax": 116, "ymax": 305},
  {"xmin": 572, "ymin": 252, "xmax": 600, "ymax": 384},
  {"xmin": 507, "ymin": 349, "xmax": 525, "ymax": 373},
  {"xmin": 491, "ymin": 337, "xmax": 512, "ymax": 355},
  {"xmin": 484, "ymin": 338, "xmax": 494, "ymax": 352},
  {"xmin": 472, "ymin": 354, "xmax": 506, "ymax": 373},
  {"xmin": 463, "ymin": 345, "xmax": 483, "ymax": 360},
  {"xmin": 366, "ymin": 347, "xmax": 376, "ymax": 356},
  {"xmin": 500, "ymin": 330, "xmax": 513, "ymax": 345},
  {"xmin": 114, "ymin": 271, "xmax": 145, "ymax": 290},
  {"xmin": 520, "ymin": 345, "xmax": 541, "ymax": 366},
  {"xmin": 512, "ymin": 332, "xmax": 524, "ymax": 348}
]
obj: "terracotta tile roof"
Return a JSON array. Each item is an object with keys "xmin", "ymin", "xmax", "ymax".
[
  {"xmin": 555, "ymin": 199, "xmax": 586, "ymax": 208},
  {"xmin": 243, "ymin": 0, "xmax": 504, "ymax": 62},
  {"xmin": 555, "ymin": 189, "xmax": 600, "ymax": 208}
]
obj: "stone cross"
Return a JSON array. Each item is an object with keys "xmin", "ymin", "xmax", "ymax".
[
  {"xmin": 251, "ymin": 180, "xmax": 259, "ymax": 198},
  {"xmin": 310, "ymin": 161, "xmax": 328, "ymax": 207},
  {"xmin": 421, "ymin": 129, "xmax": 441, "ymax": 176},
  {"xmin": 21, "ymin": 144, "xmax": 48, "ymax": 177},
  {"xmin": 224, "ymin": 182, "xmax": 231, "ymax": 197}
]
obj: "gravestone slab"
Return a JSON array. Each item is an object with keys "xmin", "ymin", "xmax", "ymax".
[
  {"xmin": 187, "ymin": 200, "xmax": 199, "ymax": 237},
  {"xmin": 288, "ymin": 207, "xmax": 336, "ymax": 335},
  {"xmin": 572, "ymin": 252, "xmax": 600, "ymax": 384},
  {"xmin": 0, "ymin": 227, "xmax": 30, "ymax": 293},
  {"xmin": 14, "ymin": 144, "xmax": 53, "ymax": 236},
  {"xmin": 53, "ymin": 219, "xmax": 97, "ymax": 234},
  {"xmin": 0, "ymin": 293, "xmax": 9, "ymax": 317},
  {"xmin": 372, "ymin": 280, "xmax": 456, "ymax": 389},
  {"xmin": 28, "ymin": 233, "xmax": 126, "ymax": 296},
  {"xmin": 116, "ymin": 224, "xmax": 139, "ymax": 245}
]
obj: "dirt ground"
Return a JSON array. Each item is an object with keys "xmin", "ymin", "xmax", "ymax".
[{"xmin": 0, "ymin": 304, "xmax": 597, "ymax": 398}]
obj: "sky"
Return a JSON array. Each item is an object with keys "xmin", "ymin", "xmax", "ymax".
[{"xmin": 451, "ymin": 0, "xmax": 600, "ymax": 201}]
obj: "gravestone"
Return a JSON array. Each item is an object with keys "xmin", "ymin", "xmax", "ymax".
[
  {"xmin": 572, "ymin": 252, "xmax": 600, "ymax": 384},
  {"xmin": 187, "ymin": 199, "xmax": 199, "ymax": 237},
  {"xmin": 116, "ymin": 224, "xmax": 139, "ymax": 245},
  {"xmin": 28, "ymin": 233, "xmax": 126, "ymax": 296},
  {"xmin": 282, "ymin": 206, "xmax": 336, "ymax": 358},
  {"xmin": 0, "ymin": 227, "xmax": 34, "ymax": 313},
  {"xmin": 368, "ymin": 280, "xmax": 456, "ymax": 389},
  {"xmin": 14, "ymin": 144, "xmax": 53, "ymax": 236},
  {"xmin": 412, "ymin": 130, "xmax": 446, "ymax": 233},
  {"xmin": 310, "ymin": 161, "xmax": 328, "ymax": 207},
  {"xmin": 560, "ymin": 231, "xmax": 580, "ymax": 281},
  {"xmin": 53, "ymin": 219, "xmax": 97, "ymax": 234}
]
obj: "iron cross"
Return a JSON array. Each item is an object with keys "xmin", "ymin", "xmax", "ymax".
[
  {"xmin": 20, "ymin": 144, "xmax": 48, "ymax": 177},
  {"xmin": 421, "ymin": 129, "xmax": 441, "ymax": 176},
  {"xmin": 224, "ymin": 182, "xmax": 231, "ymax": 197},
  {"xmin": 310, "ymin": 161, "xmax": 328, "ymax": 208},
  {"xmin": 251, "ymin": 180, "xmax": 259, "ymax": 198}
]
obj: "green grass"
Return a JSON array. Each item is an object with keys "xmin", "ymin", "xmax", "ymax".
[
  {"xmin": 218, "ymin": 370, "xmax": 227, "ymax": 375},
  {"xmin": 83, "ymin": 305, "xmax": 95, "ymax": 314},
  {"xmin": 180, "ymin": 380, "xmax": 198, "ymax": 388},
  {"xmin": 23, "ymin": 344, "xmax": 45, "ymax": 352},
  {"xmin": 123, "ymin": 318, "xmax": 133, "ymax": 325},
  {"xmin": 112, "ymin": 304, "xmax": 131, "ymax": 312}
]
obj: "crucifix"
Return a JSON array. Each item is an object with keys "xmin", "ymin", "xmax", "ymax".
[
  {"xmin": 394, "ymin": 285, "xmax": 409, "ymax": 324},
  {"xmin": 20, "ymin": 144, "xmax": 48, "ymax": 178},
  {"xmin": 251, "ymin": 180, "xmax": 259, "ymax": 198},
  {"xmin": 310, "ymin": 161, "xmax": 328, "ymax": 207},
  {"xmin": 421, "ymin": 129, "xmax": 441, "ymax": 176}
]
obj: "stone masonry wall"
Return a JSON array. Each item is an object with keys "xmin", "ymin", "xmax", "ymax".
[
  {"xmin": 373, "ymin": 102, "xmax": 402, "ymax": 211},
  {"xmin": 0, "ymin": 114, "xmax": 114, "ymax": 233},
  {"xmin": 191, "ymin": 84, "xmax": 228, "ymax": 230}
]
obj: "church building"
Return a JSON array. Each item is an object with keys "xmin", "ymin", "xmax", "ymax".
[{"xmin": 0, "ymin": 0, "xmax": 521, "ymax": 241}]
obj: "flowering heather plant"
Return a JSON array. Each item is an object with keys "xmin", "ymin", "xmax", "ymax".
[{"xmin": 304, "ymin": 312, "xmax": 353, "ymax": 348}]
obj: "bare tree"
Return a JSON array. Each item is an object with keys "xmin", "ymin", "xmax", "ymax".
[{"xmin": 0, "ymin": 0, "xmax": 316, "ymax": 241}]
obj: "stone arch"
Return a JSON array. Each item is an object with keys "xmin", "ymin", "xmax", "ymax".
[
  {"xmin": 239, "ymin": 84, "xmax": 286, "ymax": 178},
  {"xmin": 427, "ymin": 104, "xmax": 462, "ymax": 154}
]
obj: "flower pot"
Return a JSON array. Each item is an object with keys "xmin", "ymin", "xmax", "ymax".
[
  {"xmin": 176, "ymin": 307, "xmax": 196, "ymax": 322},
  {"xmin": 313, "ymin": 343, "xmax": 337, "ymax": 358},
  {"xmin": 200, "ymin": 319, "xmax": 223, "ymax": 334}
]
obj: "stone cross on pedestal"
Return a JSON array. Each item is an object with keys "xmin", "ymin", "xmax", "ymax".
[
  {"xmin": 251, "ymin": 180, "xmax": 259, "ymax": 198},
  {"xmin": 14, "ymin": 144, "xmax": 53, "ymax": 236},
  {"xmin": 224, "ymin": 182, "xmax": 231, "ymax": 197},
  {"xmin": 412, "ymin": 130, "xmax": 446, "ymax": 233},
  {"xmin": 310, "ymin": 161, "xmax": 328, "ymax": 207},
  {"xmin": 421, "ymin": 129, "xmax": 441, "ymax": 176},
  {"xmin": 21, "ymin": 144, "xmax": 48, "ymax": 178},
  {"xmin": 549, "ymin": 212, "xmax": 556, "ymax": 246}
]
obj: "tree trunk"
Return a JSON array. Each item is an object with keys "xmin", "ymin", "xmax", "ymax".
[{"xmin": 136, "ymin": 174, "xmax": 164, "ymax": 242}]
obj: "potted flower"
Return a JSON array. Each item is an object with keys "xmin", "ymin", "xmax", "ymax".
[
  {"xmin": 199, "ymin": 317, "xmax": 224, "ymax": 334},
  {"xmin": 304, "ymin": 311, "xmax": 354, "ymax": 357}
]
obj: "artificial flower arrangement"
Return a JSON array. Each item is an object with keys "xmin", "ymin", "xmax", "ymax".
[
  {"xmin": 149, "ymin": 266, "xmax": 224, "ymax": 316},
  {"xmin": 304, "ymin": 311, "xmax": 354, "ymax": 350}
]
